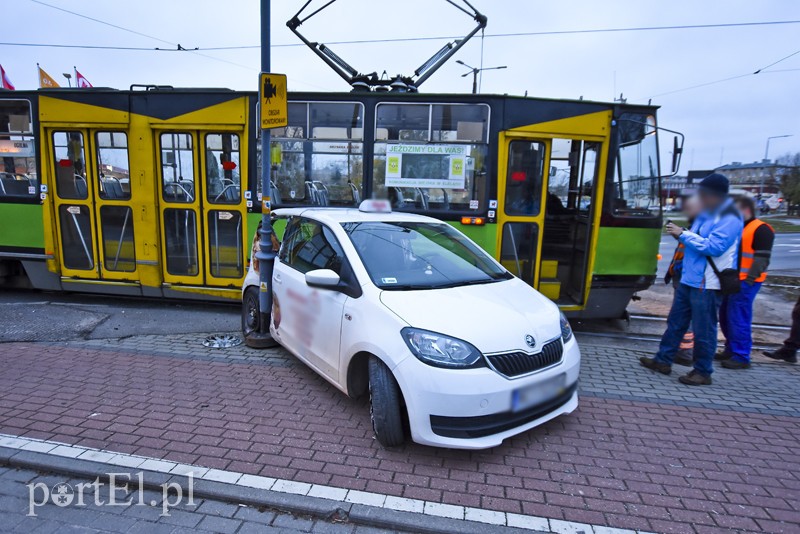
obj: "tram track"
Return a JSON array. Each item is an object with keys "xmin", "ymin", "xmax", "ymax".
[
  {"xmin": 576, "ymin": 315, "xmax": 787, "ymax": 351},
  {"xmin": 628, "ymin": 314, "xmax": 791, "ymax": 331},
  {"xmin": 576, "ymin": 330, "xmax": 779, "ymax": 352}
]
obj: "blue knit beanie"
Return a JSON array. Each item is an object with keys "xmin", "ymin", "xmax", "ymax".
[{"xmin": 698, "ymin": 173, "xmax": 729, "ymax": 196}]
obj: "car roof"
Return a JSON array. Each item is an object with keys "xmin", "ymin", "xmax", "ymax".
[{"xmin": 272, "ymin": 207, "xmax": 444, "ymax": 226}]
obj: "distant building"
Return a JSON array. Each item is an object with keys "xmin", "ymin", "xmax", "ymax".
[
  {"xmin": 714, "ymin": 159, "xmax": 788, "ymax": 195},
  {"xmin": 662, "ymin": 170, "xmax": 712, "ymax": 206}
]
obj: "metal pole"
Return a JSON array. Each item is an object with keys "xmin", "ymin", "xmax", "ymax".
[
  {"xmin": 472, "ymin": 70, "xmax": 478, "ymax": 94},
  {"xmin": 251, "ymin": 0, "xmax": 278, "ymax": 347},
  {"xmin": 762, "ymin": 135, "xmax": 793, "ymax": 198}
]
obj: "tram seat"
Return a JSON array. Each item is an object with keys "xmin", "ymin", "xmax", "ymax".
[
  {"xmin": 163, "ymin": 182, "xmax": 193, "ymax": 202},
  {"xmin": 0, "ymin": 176, "xmax": 31, "ymax": 196},
  {"xmin": 389, "ymin": 187, "xmax": 407, "ymax": 208},
  {"xmin": 215, "ymin": 184, "xmax": 240, "ymax": 203},
  {"xmin": 270, "ymin": 181, "xmax": 282, "ymax": 205},
  {"xmin": 100, "ymin": 177, "xmax": 126, "ymax": 199},
  {"xmin": 74, "ymin": 175, "xmax": 88, "ymax": 198},
  {"xmin": 349, "ymin": 182, "xmax": 361, "ymax": 204},
  {"xmin": 307, "ymin": 181, "xmax": 329, "ymax": 206}
]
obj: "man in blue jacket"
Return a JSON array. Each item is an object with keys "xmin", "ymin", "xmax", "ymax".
[{"xmin": 640, "ymin": 173, "xmax": 743, "ymax": 385}]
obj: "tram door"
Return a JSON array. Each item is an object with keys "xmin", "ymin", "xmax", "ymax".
[
  {"xmin": 497, "ymin": 134, "xmax": 602, "ymax": 307},
  {"xmin": 156, "ymin": 131, "xmax": 246, "ymax": 288},
  {"xmin": 50, "ymin": 129, "xmax": 139, "ymax": 282}
]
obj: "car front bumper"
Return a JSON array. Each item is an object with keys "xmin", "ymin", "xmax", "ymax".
[{"xmin": 393, "ymin": 337, "xmax": 580, "ymax": 449}]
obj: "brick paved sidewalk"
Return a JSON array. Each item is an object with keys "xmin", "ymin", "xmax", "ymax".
[{"xmin": 0, "ymin": 335, "xmax": 799, "ymax": 533}]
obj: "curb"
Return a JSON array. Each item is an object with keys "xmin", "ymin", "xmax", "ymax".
[{"xmin": 0, "ymin": 445, "xmax": 543, "ymax": 534}]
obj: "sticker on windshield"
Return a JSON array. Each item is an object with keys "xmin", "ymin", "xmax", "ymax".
[{"xmin": 381, "ymin": 277, "xmax": 397, "ymax": 284}]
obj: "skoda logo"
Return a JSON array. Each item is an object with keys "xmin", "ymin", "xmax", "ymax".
[{"xmin": 525, "ymin": 335, "xmax": 536, "ymax": 348}]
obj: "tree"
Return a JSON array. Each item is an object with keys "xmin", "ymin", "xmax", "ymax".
[{"xmin": 778, "ymin": 152, "xmax": 800, "ymax": 205}]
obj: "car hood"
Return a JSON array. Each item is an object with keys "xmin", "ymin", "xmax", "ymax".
[{"xmin": 379, "ymin": 277, "xmax": 562, "ymax": 354}]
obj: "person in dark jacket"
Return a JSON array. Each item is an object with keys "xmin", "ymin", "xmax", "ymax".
[
  {"xmin": 763, "ymin": 295, "xmax": 800, "ymax": 364},
  {"xmin": 716, "ymin": 196, "xmax": 775, "ymax": 369}
]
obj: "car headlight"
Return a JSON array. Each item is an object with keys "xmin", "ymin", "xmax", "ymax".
[
  {"xmin": 401, "ymin": 327, "xmax": 484, "ymax": 369},
  {"xmin": 560, "ymin": 313, "xmax": 573, "ymax": 343}
]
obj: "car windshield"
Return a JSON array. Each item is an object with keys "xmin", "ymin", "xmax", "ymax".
[{"xmin": 341, "ymin": 221, "xmax": 511, "ymax": 290}]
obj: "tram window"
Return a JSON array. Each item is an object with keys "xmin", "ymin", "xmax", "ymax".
[
  {"xmin": 160, "ymin": 133, "xmax": 195, "ymax": 203},
  {"xmin": 547, "ymin": 139, "xmax": 600, "ymax": 215},
  {"xmin": 505, "ymin": 141, "xmax": 546, "ymax": 216},
  {"xmin": 612, "ymin": 115, "xmax": 661, "ymax": 216},
  {"xmin": 431, "ymin": 104, "xmax": 489, "ymax": 143},
  {"xmin": 205, "ymin": 133, "xmax": 240, "ymax": 204},
  {"xmin": 96, "ymin": 132, "xmax": 130, "ymax": 200},
  {"xmin": 0, "ymin": 100, "xmax": 37, "ymax": 199},
  {"xmin": 373, "ymin": 103, "xmax": 490, "ymax": 213},
  {"xmin": 100, "ymin": 206, "xmax": 135, "ymax": 272},
  {"xmin": 207, "ymin": 210, "xmax": 243, "ymax": 278},
  {"xmin": 310, "ymin": 103, "xmax": 363, "ymax": 139},
  {"xmin": 163, "ymin": 208, "xmax": 198, "ymax": 276},
  {"xmin": 266, "ymin": 102, "xmax": 365, "ymax": 207},
  {"xmin": 53, "ymin": 131, "xmax": 88, "ymax": 200},
  {"xmin": 58, "ymin": 204, "xmax": 94, "ymax": 270},
  {"xmin": 269, "ymin": 102, "xmax": 307, "ymax": 138},
  {"xmin": 376, "ymin": 104, "xmax": 429, "ymax": 142}
]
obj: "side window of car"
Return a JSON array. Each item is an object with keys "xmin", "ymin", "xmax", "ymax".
[
  {"xmin": 282, "ymin": 218, "xmax": 345, "ymax": 275},
  {"xmin": 278, "ymin": 218, "xmax": 300, "ymax": 264}
]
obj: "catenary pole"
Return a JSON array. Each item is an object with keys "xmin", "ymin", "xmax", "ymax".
[{"xmin": 253, "ymin": 0, "xmax": 277, "ymax": 346}]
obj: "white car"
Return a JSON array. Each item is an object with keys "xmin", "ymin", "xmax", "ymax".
[{"xmin": 242, "ymin": 200, "xmax": 580, "ymax": 449}]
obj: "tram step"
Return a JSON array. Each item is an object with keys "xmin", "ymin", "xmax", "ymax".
[
  {"xmin": 540, "ymin": 260, "xmax": 558, "ymax": 279},
  {"xmin": 538, "ymin": 278, "xmax": 561, "ymax": 300}
]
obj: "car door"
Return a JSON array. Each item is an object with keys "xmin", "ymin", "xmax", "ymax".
[{"xmin": 272, "ymin": 217, "xmax": 347, "ymax": 383}]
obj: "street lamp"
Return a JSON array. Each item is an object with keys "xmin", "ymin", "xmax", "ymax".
[
  {"xmin": 456, "ymin": 60, "xmax": 507, "ymax": 94},
  {"xmin": 62, "ymin": 72, "xmax": 72, "ymax": 87},
  {"xmin": 761, "ymin": 134, "xmax": 793, "ymax": 197}
]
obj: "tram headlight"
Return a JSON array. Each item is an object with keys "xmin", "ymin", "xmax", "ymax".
[{"xmin": 560, "ymin": 313, "xmax": 573, "ymax": 343}]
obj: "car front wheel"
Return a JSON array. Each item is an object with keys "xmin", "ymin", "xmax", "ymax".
[
  {"xmin": 242, "ymin": 286, "xmax": 260, "ymax": 337},
  {"xmin": 368, "ymin": 356, "xmax": 405, "ymax": 447}
]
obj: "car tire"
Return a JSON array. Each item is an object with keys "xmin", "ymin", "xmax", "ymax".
[
  {"xmin": 242, "ymin": 286, "xmax": 260, "ymax": 337},
  {"xmin": 368, "ymin": 356, "xmax": 405, "ymax": 447}
]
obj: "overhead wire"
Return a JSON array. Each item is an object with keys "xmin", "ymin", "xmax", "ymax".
[
  {"xmin": 4, "ymin": 18, "xmax": 800, "ymax": 52},
  {"xmin": 643, "ymin": 48, "xmax": 800, "ymax": 101},
  {"xmin": 27, "ymin": 0, "xmax": 255, "ymax": 71}
]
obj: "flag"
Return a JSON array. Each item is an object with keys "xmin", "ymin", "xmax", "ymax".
[
  {"xmin": 0, "ymin": 64, "xmax": 14, "ymax": 90},
  {"xmin": 37, "ymin": 65, "xmax": 60, "ymax": 88},
  {"xmin": 75, "ymin": 68, "xmax": 92, "ymax": 88}
]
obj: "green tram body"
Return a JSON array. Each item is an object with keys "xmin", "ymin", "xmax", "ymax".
[{"xmin": 0, "ymin": 88, "xmax": 663, "ymax": 318}]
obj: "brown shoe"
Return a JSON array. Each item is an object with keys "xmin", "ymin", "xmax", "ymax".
[
  {"xmin": 673, "ymin": 351, "xmax": 693, "ymax": 367},
  {"xmin": 639, "ymin": 357, "xmax": 671, "ymax": 375},
  {"xmin": 679, "ymin": 370, "xmax": 712, "ymax": 386}
]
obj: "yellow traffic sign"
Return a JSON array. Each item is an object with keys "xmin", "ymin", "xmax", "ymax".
[{"xmin": 259, "ymin": 73, "xmax": 288, "ymax": 128}]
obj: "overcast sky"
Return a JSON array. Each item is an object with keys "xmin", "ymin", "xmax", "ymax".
[{"xmin": 3, "ymin": 0, "xmax": 799, "ymax": 170}]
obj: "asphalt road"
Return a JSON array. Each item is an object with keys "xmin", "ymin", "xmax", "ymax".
[
  {"xmin": 658, "ymin": 232, "xmax": 800, "ymax": 279},
  {"xmin": 0, "ymin": 290, "xmax": 239, "ymax": 343}
]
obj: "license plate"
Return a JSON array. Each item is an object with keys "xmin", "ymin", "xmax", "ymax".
[{"xmin": 512, "ymin": 373, "xmax": 566, "ymax": 412}]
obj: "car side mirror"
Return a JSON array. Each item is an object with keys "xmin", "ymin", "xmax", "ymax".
[{"xmin": 305, "ymin": 269, "xmax": 341, "ymax": 289}]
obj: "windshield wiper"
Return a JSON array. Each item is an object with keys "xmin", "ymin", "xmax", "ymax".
[{"xmin": 381, "ymin": 284, "xmax": 438, "ymax": 291}]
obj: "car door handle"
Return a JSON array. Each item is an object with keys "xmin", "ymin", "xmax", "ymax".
[{"xmin": 273, "ymin": 274, "xmax": 282, "ymax": 285}]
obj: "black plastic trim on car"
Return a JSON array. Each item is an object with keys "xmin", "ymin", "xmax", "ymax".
[
  {"xmin": 485, "ymin": 338, "xmax": 563, "ymax": 378},
  {"xmin": 429, "ymin": 382, "xmax": 578, "ymax": 439}
]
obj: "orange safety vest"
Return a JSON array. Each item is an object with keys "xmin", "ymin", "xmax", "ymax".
[{"xmin": 739, "ymin": 219, "xmax": 773, "ymax": 282}]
